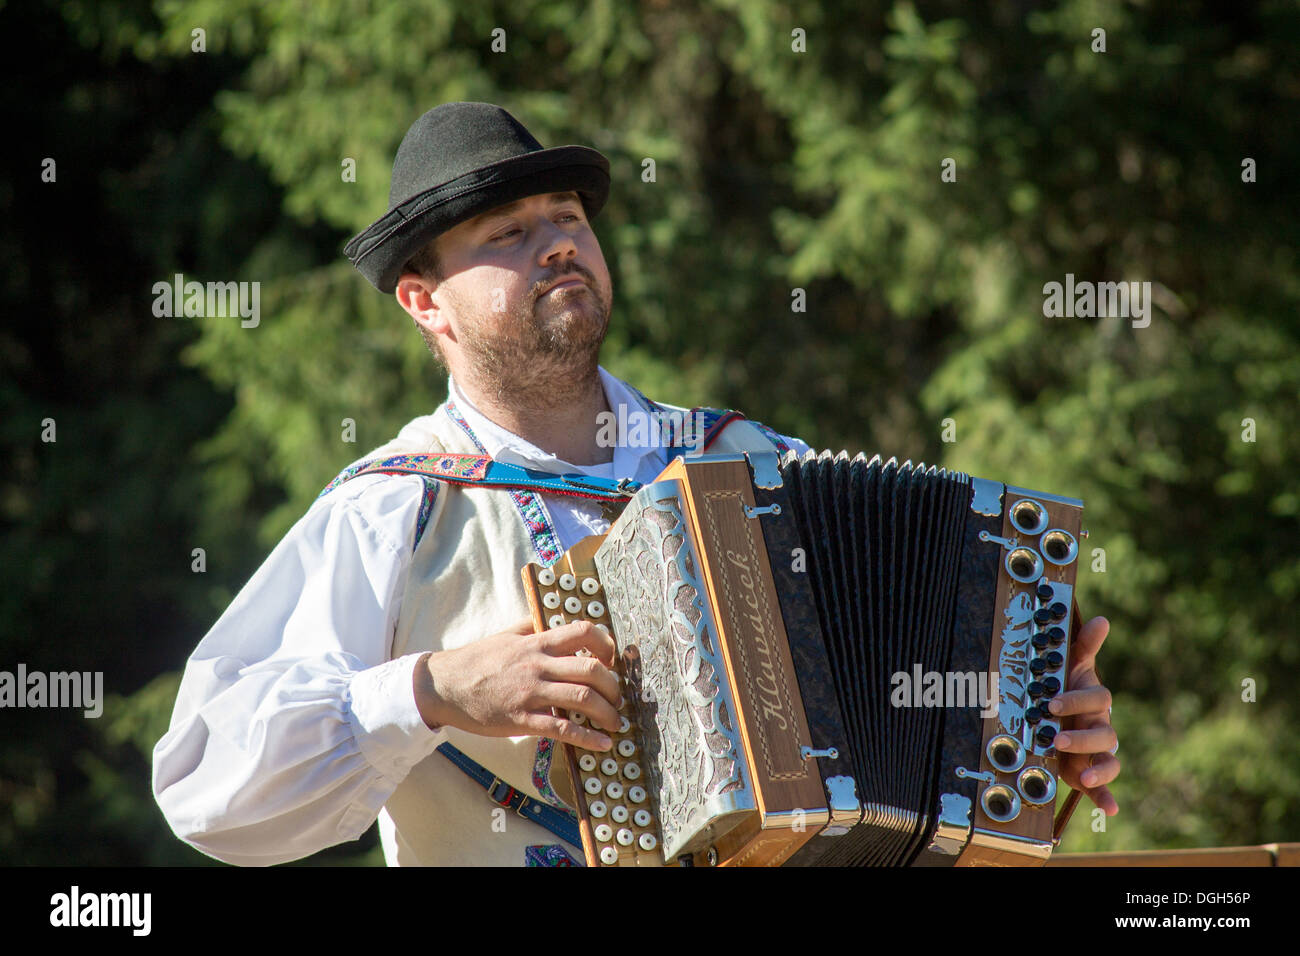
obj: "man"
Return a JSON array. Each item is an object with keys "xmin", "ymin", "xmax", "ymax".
[{"xmin": 153, "ymin": 102, "xmax": 1119, "ymax": 867}]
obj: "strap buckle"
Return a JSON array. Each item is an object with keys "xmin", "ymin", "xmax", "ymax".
[{"xmin": 486, "ymin": 776, "xmax": 516, "ymax": 808}]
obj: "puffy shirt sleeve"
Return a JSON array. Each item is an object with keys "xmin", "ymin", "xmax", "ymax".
[{"xmin": 151, "ymin": 473, "xmax": 445, "ymax": 866}]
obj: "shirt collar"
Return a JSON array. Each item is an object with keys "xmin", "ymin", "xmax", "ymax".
[{"xmin": 445, "ymin": 368, "xmax": 670, "ymax": 476}]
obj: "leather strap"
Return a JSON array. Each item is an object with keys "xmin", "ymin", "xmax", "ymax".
[{"xmin": 436, "ymin": 742, "xmax": 582, "ymax": 851}]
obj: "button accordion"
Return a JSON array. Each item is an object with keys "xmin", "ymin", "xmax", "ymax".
[{"xmin": 521, "ymin": 450, "xmax": 1085, "ymax": 867}]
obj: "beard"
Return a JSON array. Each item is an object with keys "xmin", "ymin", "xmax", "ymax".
[{"xmin": 454, "ymin": 265, "xmax": 613, "ymax": 410}]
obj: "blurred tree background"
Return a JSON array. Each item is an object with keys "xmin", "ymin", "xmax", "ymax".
[{"xmin": 2, "ymin": 0, "xmax": 1296, "ymax": 864}]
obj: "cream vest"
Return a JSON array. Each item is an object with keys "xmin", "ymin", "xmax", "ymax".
[{"xmin": 351, "ymin": 399, "xmax": 788, "ymax": 865}]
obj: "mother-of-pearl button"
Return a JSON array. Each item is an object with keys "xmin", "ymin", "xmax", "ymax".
[
  {"xmin": 549, "ymin": 614, "xmax": 565, "ymax": 629},
  {"xmin": 622, "ymin": 763, "xmax": 641, "ymax": 780},
  {"xmin": 610, "ymin": 805, "xmax": 629, "ymax": 823},
  {"xmin": 616, "ymin": 828, "xmax": 634, "ymax": 846},
  {"xmin": 584, "ymin": 777, "xmax": 603, "ymax": 795},
  {"xmin": 628, "ymin": 786, "xmax": 646, "ymax": 804},
  {"xmin": 634, "ymin": 809, "xmax": 652, "ymax": 827},
  {"xmin": 600, "ymin": 846, "xmax": 618, "ymax": 865},
  {"xmin": 542, "ymin": 592, "xmax": 560, "ymax": 609},
  {"xmin": 638, "ymin": 833, "xmax": 657, "ymax": 851},
  {"xmin": 588, "ymin": 800, "xmax": 607, "ymax": 818},
  {"xmin": 594, "ymin": 823, "xmax": 613, "ymax": 843},
  {"xmin": 600, "ymin": 758, "xmax": 619, "ymax": 776},
  {"xmin": 558, "ymin": 573, "xmax": 576, "ymax": 590},
  {"xmin": 581, "ymin": 577, "xmax": 600, "ymax": 594},
  {"xmin": 617, "ymin": 739, "xmax": 636, "ymax": 757},
  {"xmin": 578, "ymin": 754, "xmax": 596, "ymax": 771},
  {"xmin": 606, "ymin": 781, "xmax": 624, "ymax": 800},
  {"xmin": 564, "ymin": 596, "xmax": 582, "ymax": 614},
  {"xmin": 571, "ymin": 711, "xmax": 586, "ymax": 724},
  {"xmin": 586, "ymin": 601, "xmax": 605, "ymax": 618},
  {"xmin": 537, "ymin": 568, "xmax": 555, "ymax": 586}
]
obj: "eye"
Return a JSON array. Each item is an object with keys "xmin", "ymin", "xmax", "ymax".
[{"xmin": 492, "ymin": 228, "xmax": 521, "ymax": 241}]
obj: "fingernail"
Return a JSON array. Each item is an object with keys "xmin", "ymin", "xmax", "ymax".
[
  {"xmin": 1055, "ymin": 733, "xmax": 1071, "ymax": 748},
  {"xmin": 595, "ymin": 734, "xmax": 612, "ymax": 751},
  {"xmin": 1047, "ymin": 700, "xmax": 1062, "ymax": 715},
  {"xmin": 1082, "ymin": 770, "xmax": 1098, "ymax": 787}
]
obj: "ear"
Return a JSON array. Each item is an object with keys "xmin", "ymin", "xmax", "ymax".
[{"xmin": 396, "ymin": 273, "xmax": 451, "ymax": 337}]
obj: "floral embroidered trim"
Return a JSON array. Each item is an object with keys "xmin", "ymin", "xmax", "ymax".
[
  {"xmin": 524, "ymin": 844, "xmax": 582, "ymax": 867},
  {"xmin": 751, "ymin": 421, "xmax": 793, "ymax": 455}
]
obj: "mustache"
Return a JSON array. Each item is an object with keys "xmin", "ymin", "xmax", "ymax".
[{"xmin": 535, "ymin": 266, "xmax": 594, "ymax": 297}]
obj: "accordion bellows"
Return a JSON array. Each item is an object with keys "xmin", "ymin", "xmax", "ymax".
[{"xmin": 522, "ymin": 449, "xmax": 1085, "ymax": 867}]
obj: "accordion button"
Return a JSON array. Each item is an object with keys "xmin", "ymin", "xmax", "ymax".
[
  {"xmin": 634, "ymin": 809, "xmax": 652, "ymax": 827},
  {"xmin": 617, "ymin": 740, "xmax": 636, "ymax": 757},
  {"xmin": 629, "ymin": 786, "xmax": 647, "ymax": 804},
  {"xmin": 579, "ymin": 754, "xmax": 596, "ymax": 771},
  {"xmin": 549, "ymin": 615, "xmax": 565, "ymax": 629},
  {"xmin": 618, "ymin": 717, "xmax": 631, "ymax": 733},
  {"xmin": 639, "ymin": 833, "xmax": 657, "ymax": 852},
  {"xmin": 571, "ymin": 711, "xmax": 586, "ymax": 724},
  {"xmin": 1050, "ymin": 601, "xmax": 1068, "ymax": 620},
  {"xmin": 601, "ymin": 758, "xmax": 619, "ymax": 776},
  {"xmin": 1035, "ymin": 726, "xmax": 1058, "ymax": 748},
  {"xmin": 585, "ymin": 777, "xmax": 603, "ymax": 795},
  {"xmin": 594, "ymin": 823, "xmax": 613, "ymax": 843},
  {"xmin": 589, "ymin": 800, "xmax": 608, "ymax": 818},
  {"xmin": 1032, "ymin": 632, "xmax": 1051, "ymax": 651},
  {"xmin": 610, "ymin": 805, "xmax": 629, "ymax": 823},
  {"xmin": 587, "ymin": 601, "xmax": 605, "ymax": 618},
  {"xmin": 606, "ymin": 781, "xmax": 625, "ymax": 800},
  {"xmin": 616, "ymin": 828, "xmax": 635, "ymax": 846},
  {"xmin": 623, "ymin": 763, "xmax": 641, "ymax": 781},
  {"xmin": 543, "ymin": 592, "xmax": 560, "ymax": 609},
  {"xmin": 565, "ymin": 596, "xmax": 582, "ymax": 614},
  {"xmin": 1041, "ymin": 676, "xmax": 1061, "ymax": 696},
  {"xmin": 1033, "ymin": 608, "xmax": 1055, "ymax": 626},
  {"xmin": 1024, "ymin": 706, "xmax": 1043, "ymax": 725},
  {"xmin": 1046, "ymin": 626, "xmax": 1066, "ymax": 646},
  {"xmin": 559, "ymin": 574, "xmax": 577, "ymax": 591},
  {"xmin": 600, "ymin": 846, "xmax": 619, "ymax": 865},
  {"xmin": 1036, "ymin": 583, "xmax": 1055, "ymax": 602},
  {"xmin": 1045, "ymin": 650, "xmax": 1064, "ymax": 670},
  {"xmin": 596, "ymin": 623, "xmax": 610, "ymax": 635},
  {"xmin": 1027, "ymin": 681, "xmax": 1045, "ymax": 699},
  {"xmin": 1030, "ymin": 658, "xmax": 1048, "ymax": 676},
  {"xmin": 538, "ymin": 568, "xmax": 556, "ymax": 586},
  {"xmin": 581, "ymin": 577, "xmax": 601, "ymax": 595}
]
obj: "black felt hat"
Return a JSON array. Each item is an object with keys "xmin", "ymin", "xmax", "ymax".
[{"xmin": 344, "ymin": 102, "xmax": 611, "ymax": 293}]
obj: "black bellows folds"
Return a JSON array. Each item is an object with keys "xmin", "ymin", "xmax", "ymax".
[{"xmin": 779, "ymin": 451, "xmax": 971, "ymax": 866}]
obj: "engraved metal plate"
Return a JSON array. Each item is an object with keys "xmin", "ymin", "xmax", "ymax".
[
  {"xmin": 970, "ymin": 477, "xmax": 1004, "ymax": 516},
  {"xmin": 595, "ymin": 479, "xmax": 756, "ymax": 861}
]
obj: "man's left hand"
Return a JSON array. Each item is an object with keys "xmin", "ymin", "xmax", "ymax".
[{"xmin": 1046, "ymin": 615, "xmax": 1120, "ymax": 815}]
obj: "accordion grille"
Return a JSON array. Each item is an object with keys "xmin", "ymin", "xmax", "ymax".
[{"xmin": 782, "ymin": 451, "xmax": 970, "ymax": 866}]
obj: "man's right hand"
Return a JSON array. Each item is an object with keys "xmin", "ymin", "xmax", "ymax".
[{"xmin": 413, "ymin": 617, "xmax": 620, "ymax": 751}]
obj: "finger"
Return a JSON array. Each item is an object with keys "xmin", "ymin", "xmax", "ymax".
[
  {"xmin": 1053, "ymin": 726, "xmax": 1118, "ymax": 754},
  {"xmin": 506, "ymin": 615, "xmax": 542, "ymax": 635},
  {"xmin": 541, "ymin": 654, "xmax": 622, "ymax": 709},
  {"xmin": 1058, "ymin": 756, "xmax": 1120, "ymax": 814},
  {"xmin": 521, "ymin": 711, "xmax": 613, "ymax": 752},
  {"xmin": 535, "ymin": 681, "xmax": 622, "ymax": 735},
  {"xmin": 539, "ymin": 619, "xmax": 617, "ymax": 666},
  {"xmin": 1078, "ymin": 752, "xmax": 1121, "ymax": 789},
  {"xmin": 1046, "ymin": 685, "xmax": 1112, "ymax": 718},
  {"xmin": 1067, "ymin": 616, "xmax": 1110, "ymax": 685}
]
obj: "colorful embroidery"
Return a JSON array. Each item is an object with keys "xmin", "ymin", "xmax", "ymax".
[
  {"xmin": 524, "ymin": 844, "xmax": 582, "ymax": 867},
  {"xmin": 751, "ymin": 421, "xmax": 794, "ymax": 456},
  {"xmin": 531, "ymin": 736, "xmax": 571, "ymax": 809},
  {"xmin": 414, "ymin": 477, "xmax": 439, "ymax": 551}
]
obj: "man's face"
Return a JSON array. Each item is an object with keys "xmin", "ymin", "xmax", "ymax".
[{"xmin": 400, "ymin": 190, "xmax": 614, "ymax": 401}]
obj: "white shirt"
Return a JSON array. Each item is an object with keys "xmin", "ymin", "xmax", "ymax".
[{"xmin": 152, "ymin": 368, "xmax": 808, "ymax": 866}]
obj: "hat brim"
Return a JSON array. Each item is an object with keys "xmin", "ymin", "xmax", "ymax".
[{"xmin": 344, "ymin": 146, "xmax": 610, "ymax": 293}]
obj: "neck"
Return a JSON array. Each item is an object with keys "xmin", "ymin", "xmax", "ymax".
[{"xmin": 452, "ymin": 364, "xmax": 613, "ymax": 466}]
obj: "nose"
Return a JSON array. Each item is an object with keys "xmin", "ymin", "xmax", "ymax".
[{"xmin": 538, "ymin": 219, "xmax": 579, "ymax": 267}]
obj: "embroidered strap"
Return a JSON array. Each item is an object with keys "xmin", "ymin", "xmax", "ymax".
[{"xmin": 436, "ymin": 742, "xmax": 583, "ymax": 852}]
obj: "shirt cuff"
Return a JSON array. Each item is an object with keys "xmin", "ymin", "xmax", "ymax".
[{"xmin": 348, "ymin": 653, "xmax": 445, "ymax": 780}]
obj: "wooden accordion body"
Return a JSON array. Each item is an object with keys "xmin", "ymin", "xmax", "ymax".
[{"xmin": 521, "ymin": 450, "xmax": 1085, "ymax": 867}]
